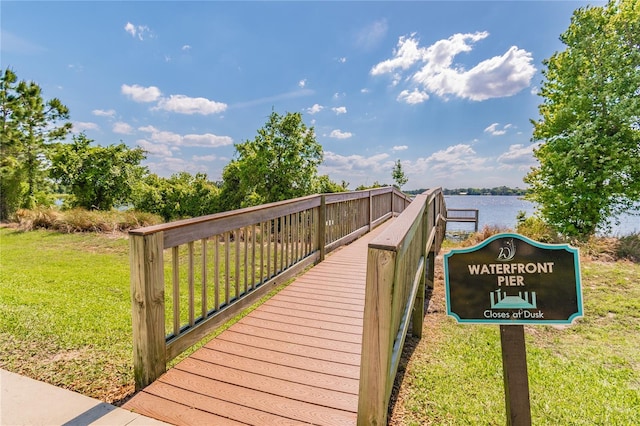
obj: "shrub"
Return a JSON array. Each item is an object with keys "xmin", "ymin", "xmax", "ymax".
[
  {"xmin": 12, "ymin": 208, "xmax": 162, "ymax": 233},
  {"xmin": 616, "ymin": 233, "xmax": 640, "ymax": 263},
  {"xmin": 516, "ymin": 212, "xmax": 561, "ymax": 243}
]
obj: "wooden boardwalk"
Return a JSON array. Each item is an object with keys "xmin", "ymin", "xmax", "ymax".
[{"xmin": 123, "ymin": 221, "xmax": 391, "ymax": 425}]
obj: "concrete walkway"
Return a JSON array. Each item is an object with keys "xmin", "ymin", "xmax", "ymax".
[{"xmin": 0, "ymin": 369, "xmax": 170, "ymax": 426}]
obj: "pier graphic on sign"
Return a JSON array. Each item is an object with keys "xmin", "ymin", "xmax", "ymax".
[{"xmin": 490, "ymin": 289, "xmax": 537, "ymax": 309}]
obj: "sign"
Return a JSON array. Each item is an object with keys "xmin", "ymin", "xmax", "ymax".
[{"xmin": 444, "ymin": 233, "xmax": 582, "ymax": 325}]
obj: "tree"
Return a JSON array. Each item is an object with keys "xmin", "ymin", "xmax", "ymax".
[
  {"xmin": 314, "ymin": 175, "xmax": 349, "ymax": 193},
  {"xmin": 391, "ymin": 159, "xmax": 408, "ymax": 189},
  {"xmin": 50, "ymin": 134, "xmax": 147, "ymax": 210},
  {"xmin": 132, "ymin": 172, "xmax": 220, "ymax": 221},
  {"xmin": 219, "ymin": 110, "xmax": 323, "ymax": 209},
  {"xmin": 525, "ymin": 0, "xmax": 640, "ymax": 238},
  {"xmin": 0, "ymin": 68, "xmax": 72, "ymax": 218}
]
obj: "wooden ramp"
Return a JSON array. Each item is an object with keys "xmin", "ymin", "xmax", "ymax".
[{"xmin": 123, "ymin": 221, "xmax": 391, "ymax": 425}]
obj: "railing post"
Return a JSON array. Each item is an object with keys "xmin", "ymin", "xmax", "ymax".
[
  {"xmin": 130, "ymin": 232, "xmax": 166, "ymax": 390},
  {"xmin": 358, "ymin": 246, "xmax": 396, "ymax": 426},
  {"xmin": 412, "ymin": 206, "xmax": 429, "ymax": 338},
  {"xmin": 318, "ymin": 195, "xmax": 326, "ymax": 262}
]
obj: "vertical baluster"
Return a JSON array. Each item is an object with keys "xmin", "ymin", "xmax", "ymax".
[
  {"xmin": 225, "ymin": 232, "xmax": 230, "ymax": 305},
  {"xmin": 251, "ymin": 224, "xmax": 256, "ymax": 290},
  {"xmin": 172, "ymin": 246, "xmax": 180, "ymax": 337},
  {"xmin": 201, "ymin": 238, "xmax": 207, "ymax": 319},
  {"xmin": 214, "ymin": 235, "xmax": 220, "ymax": 311},
  {"xmin": 243, "ymin": 226, "xmax": 248, "ymax": 294},
  {"xmin": 273, "ymin": 218, "xmax": 279, "ymax": 274},
  {"xmin": 260, "ymin": 222, "xmax": 265, "ymax": 285},
  {"xmin": 188, "ymin": 242, "xmax": 194, "ymax": 327},
  {"xmin": 235, "ymin": 229, "xmax": 241, "ymax": 298},
  {"xmin": 267, "ymin": 220, "xmax": 272, "ymax": 279}
]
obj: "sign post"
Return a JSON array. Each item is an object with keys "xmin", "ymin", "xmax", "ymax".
[{"xmin": 444, "ymin": 233, "xmax": 582, "ymax": 425}]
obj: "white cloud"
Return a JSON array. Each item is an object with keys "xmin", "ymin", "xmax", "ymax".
[
  {"xmin": 497, "ymin": 143, "xmax": 538, "ymax": 169},
  {"xmin": 484, "ymin": 122, "xmax": 513, "ymax": 136},
  {"xmin": 182, "ymin": 133, "xmax": 233, "ymax": 147},
  {"xmin": 155, "ymin": 94, "xmax": 227, "ymax": 115},
  {"xmin": 145, "ymin": 157, "xmax": 207, "ymax": 177},
  {"xmin": 323, "ymin": 151, "xmax": 390, "ymax": 171},
  {"xmin": 332, "ymin": 106, "xmax": 347, "ymax": 115},
  {"xmin": 182, "ymin": 45, "xmax": 191, "ymax": 51},
  {"xmin": 113, "ymin": 122, "xmax": 134, "ymax": 134},
  {"xmin": 121, "ymin": 84, "xmax": 162, "ymax": 102},
  {"xmin": 92, "ymin": 109, "xmax": 115, "ymax": 118},
  {"xmin": 136, "ymin": 139, "xmax": 173, "ymax": 157},
  {"xmin": 407, "ymin": 144, "xmax": 491, "ymax": 177},
  {"xmin": 372, "ymin": 32, "xmax": 536, "ymax": 102},
  {"xmin": 124, "ymin": 22, "xmax": 152, "ymax": 40},
  {"xmin": 192, "ymin": 154, "xmax": 218, "ymax": 162},
  {"xmin": 338, "ymin": 57, "xmax": 347, "ymax": 63},
  {"xmin": 299, "ymin": 79, "xmax": 307, "ymax": 88},
  {"xmin": 392, "ymin": 145, "xmax": 408, "ymax": 151},
  {"xmin": 72, "ymin": 121, "xmax": 99, "ymax": 132},
  {"xmin": 306, "ymin": 103, "xmax": 324, "ymax": 115},
  {"xmin": 329, "ymin": 129, "xmax": 353, "ymax": 139},
  {"xmin": 355, "ymin": 19, "xmax": 388, "ymax": 51},
  {"xmin": 371, "ymin": 34, "xmax": 425, "ymax": 75},
  {"xmin": 397, "ymin": 88, "xmax": 429, "ymax": 104},
  {"xmin": 361, "ymin": 88, "xmax": 370, "ymax": 94},
  {"xmin": 139, "ymin": 125, "xmax": 233, "ymax": 147}
]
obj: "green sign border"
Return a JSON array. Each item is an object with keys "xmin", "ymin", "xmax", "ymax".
[{"xmin": 444, "ymin": 233, "xmax": 583, "ymax": 325}]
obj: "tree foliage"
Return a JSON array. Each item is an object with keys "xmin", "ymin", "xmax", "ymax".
[
  {"xmin": 50, "ymin": 134, "xmax": 147, "ymax": 210},
  {"xmin": 132, "ymin": 172, "xmax": 220, "ymax": 221},
  {"xmin": 392, "ymin": 159, "xmax": 408, "ymax": 189},
  {"xmin": 0, "ymin": 68, "xmax": 72, "ymax": 218},
  {"xmin": 525, "ymin": 0, "xmax": 640, "ymax": 238},
  {"xmin": 219, "ymin": 111, "xmax": 323, "ymax": 210}
]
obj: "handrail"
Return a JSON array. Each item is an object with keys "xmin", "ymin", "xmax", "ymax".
[
  {"xmin": 358, "ymin": 188, "xmax": 446, "ymax": 425},
  {"xmin": 129, "ymin": 186, "xmax": 412, "ymax": 390},
  {"xmin": 446, "ymin": 208, "xmax": 479, "ymax": 232}
]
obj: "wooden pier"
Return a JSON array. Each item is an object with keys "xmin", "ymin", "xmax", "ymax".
[{"xmin": 123, "ymin": 222, "xmax": 387, "ymax": 425}]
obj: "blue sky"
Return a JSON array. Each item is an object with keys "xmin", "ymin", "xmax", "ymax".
[{"xmin": 1, "ymin": 1, "xmax": 602, "ymax": 190}]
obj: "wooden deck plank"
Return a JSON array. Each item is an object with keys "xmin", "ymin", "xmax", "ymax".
[
  {"xmin": 270, "ymin": 294, "xmax": 364, "ymax": 312},
  {"xmin": 189, "ymin": 347, "xmax": 359, "ymax": 393},
  {"xmin": 278, "ymin": 286, "xmax": 365, "ymax": 302},
  {"xmin": 249, "ymin": 309, "xmax": 363, "ymax": 334},
  {"xmin": 174, "ymin": 357, "xmax": 358, "ymax": 411},
  {"xmin": 238, "ymin": 317, "xmax": 362, "ymax": 344},
  {"xmin": 264, "ymin": 299, "xmax": 364, "ymax": 319},
  {"xmin": 203, "ymin": 339, "xmax": 361, "ymax": 379},
  {"xmin": 229, "ymin": 323, "xmax": 362, "ymax": 353},
  {"xmin": 122, "ymin": 391, "xmax": 248, "ymax": 426},
  {"xmin": 158, "ymin": 369, "xmax": 357, "ymax": 425},
  {"xmin": 124, "ymin": 220, "xmax": 392, "ymax": 425},
  {"xmin": 217, "ymin": 331, "xmax": 361, "ymax": 365},
  {"xmin": 257, "ymin": 304, "xmax": 364, "ymax": 326}
]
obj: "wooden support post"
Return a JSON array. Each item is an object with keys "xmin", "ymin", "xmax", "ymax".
[
  {"xmin": 500, "ymin": 325, "xmax": 532, "ymax": 426},
  {"xmin": 130, "ymin": 232, "xmax": 166, "ymax": 390},
  {"xmin": 358, "ymin": 247, "xmax": 396, "ymax": 426}
]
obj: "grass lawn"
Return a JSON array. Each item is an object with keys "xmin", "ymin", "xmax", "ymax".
[
  {"xmin": 1, "ymin": 226, "xmax": 639, "ymax": 423},
  {"xmin": 0, "ymin": 227, "xmax": 134, "ymax": 402}
]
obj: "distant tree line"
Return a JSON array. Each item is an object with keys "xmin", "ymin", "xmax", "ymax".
[
  {"xmin": 406, "ymin": 187, "xmax": 528, "ymax": 196},
  {"xmin": 0, "ymin": 69, "xmax": 349, "ymax": 222}
]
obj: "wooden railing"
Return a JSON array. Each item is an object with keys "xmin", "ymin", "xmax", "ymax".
[
  {"xmin": 358, "ymin": 188, "xmax": 446, "ymax": 425},
  {"xmin": 446, "ymin": 208, "xmax": 479, "ymax": 232},
  {"xmin": 129, "ymin": 186, "xmax": 411, "ymax": 390}
]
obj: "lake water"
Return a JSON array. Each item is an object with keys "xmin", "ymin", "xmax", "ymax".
[{"xmin": 444, "ymin": 195, "xmax": 638, "ymax": 236}]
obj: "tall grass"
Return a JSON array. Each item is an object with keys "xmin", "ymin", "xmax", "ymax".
[{"xmin": 14, "ymin": 207, "xmax": 162, "ymax": 233}]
